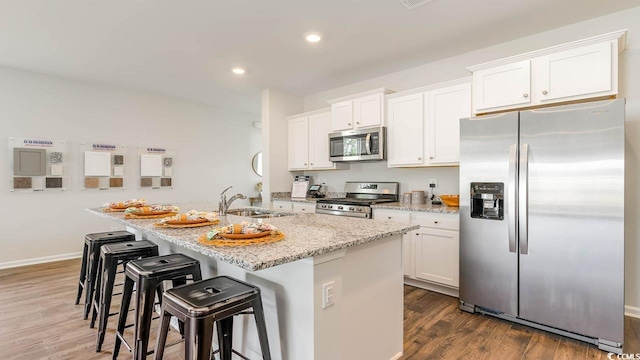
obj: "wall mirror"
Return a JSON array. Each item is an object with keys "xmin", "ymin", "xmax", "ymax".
[{"xmin": 252, "ymin": 152, "xmax": 263, "ymax": 177}]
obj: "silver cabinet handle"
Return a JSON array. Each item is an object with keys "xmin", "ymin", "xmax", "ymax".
[
  {"xmin": 348, "ymin": 123, "xmax": 352, "ymax": 126},
  {"xmin": 429, "ymin": 156, "xmax": 434, "ymax": 160},
  {"xmin": 388, "ymin": 216, "xmax": 392, "ymax": 219},
  {"xmin": 508, "ymin": 144, "xmax": 517, "ymax": 253},
  {"xmin": 519, "ymin": 143, "xmax": 529, "ymax": 255},
  {"xmin": 418, "ymin": 157, "xmax": 422, "ymax": 160},
  {"xmin": 542, "ymin": 90, "xmax": 548, "ymax": 95},
  {"xmin": 523, "ymin": 93, "xmax": 529, "ymax": 98},
  {"xmin": 356, "ymin": 122, "xmax": 360, "ymax": 125},
  {"xmin": 310, "ymin": 163, "xmax": 313, "ymax": 165},
  {"xmin": 434, "ymin": 221, "xmax": 438, "ymax": 224},
  {"xmin": 304, "ymin": 163, "xmax": 307, "ymax": 166}
]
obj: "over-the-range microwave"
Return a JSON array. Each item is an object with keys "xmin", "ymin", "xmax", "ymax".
[{"xmin": 329, "ymin": 126, "xmax": 385, "ymax": 162}]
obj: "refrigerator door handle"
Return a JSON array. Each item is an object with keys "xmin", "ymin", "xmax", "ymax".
[
  {"xmin": 508, "ymin": 144, "xmax": 518, "ymax": 253},
  {"xmin": 519, "ymin": 143, "xmax": 529, "ymax": 255}
]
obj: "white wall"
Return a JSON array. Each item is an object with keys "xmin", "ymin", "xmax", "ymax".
[
  {"xmin": 300, "ymin": 7, "xmax": 640, "ymax": 310},
  {"xmin": 0, "ymin": 67, "xmax": 261, "ymax": 267}
]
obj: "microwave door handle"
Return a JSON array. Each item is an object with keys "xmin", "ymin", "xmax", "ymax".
[{"xmin": 365, "ymin": 133, "xmax": 372, "ymax": 155}]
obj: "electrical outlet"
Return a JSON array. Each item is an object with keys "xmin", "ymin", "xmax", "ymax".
[
  {"xmin": 428, "ymin": 179, "xmax": 437, "ymax": 188},
  {"xmin": 322, "ymin": 281, "xmax": 335, "ymax": 309}
]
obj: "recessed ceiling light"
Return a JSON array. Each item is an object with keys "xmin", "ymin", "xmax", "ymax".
[
  {"xmin": 232, "ymin": 67, "xmax": 245, "ymax": 75},
  {"xmin": 304, "ymin": 32, "xmax": 322, "ymax": 43}
]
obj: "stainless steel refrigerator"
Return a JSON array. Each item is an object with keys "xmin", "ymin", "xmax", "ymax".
[{"xmin": 459, "ymin": 99, "xmax": 625, "ymax": 353}]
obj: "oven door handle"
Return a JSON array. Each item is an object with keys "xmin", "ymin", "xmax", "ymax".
[{"xmin": 365, "ymin": 133, "xmax": 372, "ymax": 155}]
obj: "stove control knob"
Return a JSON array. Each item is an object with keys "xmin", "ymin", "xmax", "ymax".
[
  {"xmin": 338, "ymin": 206, "xmax": 343, "ymax": 210},
  {"xmin": 349, "ymin": 207, "xmax": 354, "ymax": 211}
]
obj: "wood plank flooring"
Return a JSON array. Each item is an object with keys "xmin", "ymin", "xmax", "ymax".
[{"xmin": 0, "ymin": 259, "xmax": 638, "ymax": 359}]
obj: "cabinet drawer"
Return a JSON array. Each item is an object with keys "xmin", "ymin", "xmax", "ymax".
[
  {"xmin": 411, "ymin": 212, "xmax": 459, "ymax": 230},
  {"xmin": 292, "ymin": 203, "xmax": 316, "ymax": 213},
  {"xmin": 272, "ymin": 201, "xmax": 293, "ymax": 212},
  {"xmin": 373, "ymin": 209, "xmax": 411, "ymax": 223}
]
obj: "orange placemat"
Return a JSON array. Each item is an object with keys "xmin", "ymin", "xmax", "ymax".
[
  {"xmin": 103, "ymin": 208, "xmax": 126, "ymax": 212},
  {"xmin": 197, "ymin": 233, "xmax": 285, "ymax": 247},
  {"xmin": 125, "ymin": 212, "xmax": 178, "ymax": 219},
  {"xmin": 153, "ymin": 220, "xmax": 220, "ymax": 228}
]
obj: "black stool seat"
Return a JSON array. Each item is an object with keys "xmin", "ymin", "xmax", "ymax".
[
  {"xmin": 76, "ymin": 231, "xmax": 135, "ymax": 319},
  {"xmin": 93, "ymin": 240, "xmax": 159, "ymax": 352},
  {"xmin": 114, "ymin": 254, "xmax": 202, "ymax": 360},
  {"xmin": 154, "ymin": 276, "xmax": 271, "ymax": 360}
]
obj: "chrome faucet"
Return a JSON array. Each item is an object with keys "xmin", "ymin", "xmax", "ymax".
[{"xmin": 218, "ymin": 186, "xmax": 247, "ymax": 216}]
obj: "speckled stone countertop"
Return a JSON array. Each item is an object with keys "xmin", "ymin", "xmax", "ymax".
[
  {"xmin": 86, "ymin": 202, "xmax": 418, "ymax": 272},
  {"xmin": 271, "ymin": 197, "xmax": 318, "ymax": 203},
  {"xmin": 371, "ymin": 202, "xmax": 460, "ymax": 214}
]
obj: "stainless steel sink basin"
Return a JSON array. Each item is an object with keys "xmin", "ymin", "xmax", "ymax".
[{"xmin": 226, "ymin": 209, "xmax": 292, "ymax": 218}]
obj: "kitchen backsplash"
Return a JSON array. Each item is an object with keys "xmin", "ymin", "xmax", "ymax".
[{"xmin": 302, "ymin": 161, "xmax": 460, "ymax": 197}]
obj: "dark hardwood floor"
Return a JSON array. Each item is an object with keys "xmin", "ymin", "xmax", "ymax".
[{"xmin": 0, "ymin": 259, "xmax": 637, "ymax": 359}]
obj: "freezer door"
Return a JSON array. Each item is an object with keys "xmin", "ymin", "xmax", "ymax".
[
  {"xmin": 518, "ymin": 99, "xmax": 625, "ymax": 343},
  {"xmin": 459, "ymin": 112, "xmax": 519, "ymax": 316}
]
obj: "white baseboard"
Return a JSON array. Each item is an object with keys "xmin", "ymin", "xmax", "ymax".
[
  {"xmin": 404, "ymin": 277, "xmax": 459, "ymax": 298},
  {"xmin": 625, "ymin": 305, "xmax": 640, "ymax": 319},
  {"xmin": 0, "ymin": 252, "xmax": 83, "ymax": 270}
]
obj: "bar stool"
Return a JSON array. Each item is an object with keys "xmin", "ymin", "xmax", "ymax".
[
  {"xmin": 154, "ymin": 276, "xmax": 271, "ymax": 360},
  {"xmin": 75, "ymin": 231, "xmax": 135, "ymax": 319},
  {"xmin": 113, "ymin": 253, "xmax": 202, "ymax": 360},
  {"xmin": 92, "ymin": 240, "xmax": 159, "ymax": 352}
]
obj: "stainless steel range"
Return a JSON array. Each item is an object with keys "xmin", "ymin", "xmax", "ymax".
[{"xmin": 315, "ymin": 181, "xmax": 399, "ymax": 218}]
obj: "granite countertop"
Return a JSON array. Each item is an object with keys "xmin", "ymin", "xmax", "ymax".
[
  {"xmin": 86, "ymin": 202, "xmax": 418, "ymax": 272},
  {"xmin": 371, "ymin": 202, "xmax": 460, "ymax": 214},
  {"xmin": 271, "ymin": 197, "xmax": 318, "ymax": 203}
]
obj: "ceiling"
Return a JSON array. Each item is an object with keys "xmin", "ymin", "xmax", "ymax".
[{"xmin": 0, "ymin": 0, "xmax": 638, "ymax": 114}]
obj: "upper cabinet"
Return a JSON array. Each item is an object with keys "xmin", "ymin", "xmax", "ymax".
[
  {"xmin": 387, "ymin": 78, "xmax": 471, "ymax": 168},
  {"xmin": 287, "ymin": 109, "xmax": 348, "ymax": 171},
  {"xmin": 328, "ymin": 88, "xmax": 394, "ymax": 132},
  {"xmin": 469, "ymin": 30, "xmax": 626, "ymax": 115}
]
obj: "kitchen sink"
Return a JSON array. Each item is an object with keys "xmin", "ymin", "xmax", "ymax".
[{"xmin": 225, "ymin": 208, "xmax": 292, "ymax": 218}]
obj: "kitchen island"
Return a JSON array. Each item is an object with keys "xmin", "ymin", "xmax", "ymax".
[{"xmin": 87, "ymin": 202, "xmax": 418, "ymax": 360}]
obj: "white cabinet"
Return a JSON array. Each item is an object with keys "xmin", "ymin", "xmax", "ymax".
[
  {"xmin": 292, "ymin": 202, "xmax": 316, "ymax": 214},
  {"xmin": 411, "ymin": 212, "xmax": 459, "ymax": 288},
  {"xmin": 328, "ymin": 88, "xmax": 393, "ymax": 132},
  {"xmin": 288, "ymin": 116, "xmax": 309, "ymax": 170},
  {"xmin": 534, "ymin": 42, "xmax": 613, "ymax": 103},
  {"xmin": 287, "ymin": 110, "xmax": 347, "ymax": 171},
  {"xmin": 426, "ymin": 82, "xmax": 471, "ymax": 165},
  {"xmin": 469, "ymin": 31, "xmax": 625, "ymax": 114},
  {"xmin": 374, "ymin": 209, "xmax": 460, "ymax": 293},
  {"xmin": 472, "ymin": 60, "xmax": 531, "ymax": 113},
  {"xmin": 386, "ymin": 79, "xmax": 471, "ymax": 168},
  {"xmin": 272, "ymin": 201, "xmax": 293, "ymax": 212},
  {"xmin": 387, "ymin": 94, "xmax": 424, "ymax": 167}
]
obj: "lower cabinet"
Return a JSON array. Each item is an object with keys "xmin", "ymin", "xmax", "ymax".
[
  {"xmin": 292, "ymin": 202, "xmax": 316, "ymax": 214},
  {"xmin": 373, "ymin": 208, "xmax": 459, "ymax": 296},
  {"xmin": 272, "ymin": 200, "xmax": 316, "ymax": 214},
  {"xmin": 272, "ymin": 201, "xmax": 293, "ymax": 212},
  {"xmin": 413, "ymin": 226, "xmax": 459, "ymax": 288}
]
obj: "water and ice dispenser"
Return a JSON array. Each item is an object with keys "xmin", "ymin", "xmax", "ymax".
[{"xmin": 470, "ymin": 182, "xmax": 504, "ymax": 220}]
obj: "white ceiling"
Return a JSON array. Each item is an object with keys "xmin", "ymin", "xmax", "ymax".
[{"xmin": 0, "ymin": 0, "xmax": 638, "ymax": 114}]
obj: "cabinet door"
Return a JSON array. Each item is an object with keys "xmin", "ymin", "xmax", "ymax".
[
  {"xmin": 354, "ymin": 94, "xmax": 383, "ymax": 128},
  {"xmin": 426, "ymin": 83, "xmax": 471, "ymax": 165},
  {"xmin": 386, "ymin": 94, "xmax": 425, "ymax": 167},
  {"xmin": 473, "ymin": 60, "xmax": 531, "ymax": 113},
  {"xmin": 535, "ymin": 42, "xmax": 613, "ymax": 103},
  {"xmin": 288, "ymin": 117, "xmax": 309, "ymax": 170},
  {"xmin": 272, "ymin": 201, "xmax": 293, "ymax": 212},
  {"xmin": 292, "ymin": 203, "xmax": 316, "ymax": 213},
  {"xmin": 414, "ymin": 227, "xmax": 459, "ymax": 288},
  {"xmin": 331, "ymin": 101, "xmax": 354, "ymax": 131},
  {"xmin": 308, "ymin": 112, "xmax": 334, "ymax": 169},
  {"xmin": 373, "ymin": 209, "xmax": 412, "ymax": 277}
]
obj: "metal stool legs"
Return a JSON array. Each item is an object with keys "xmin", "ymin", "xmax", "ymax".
[{"xmin": 75, "ymin": 242, "xmax": 89, "ymax": 305}]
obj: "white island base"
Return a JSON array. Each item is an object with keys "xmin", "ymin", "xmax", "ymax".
[{"xmin": 130, "ymin": 226, "xmax": 404, "ymax": 360}]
